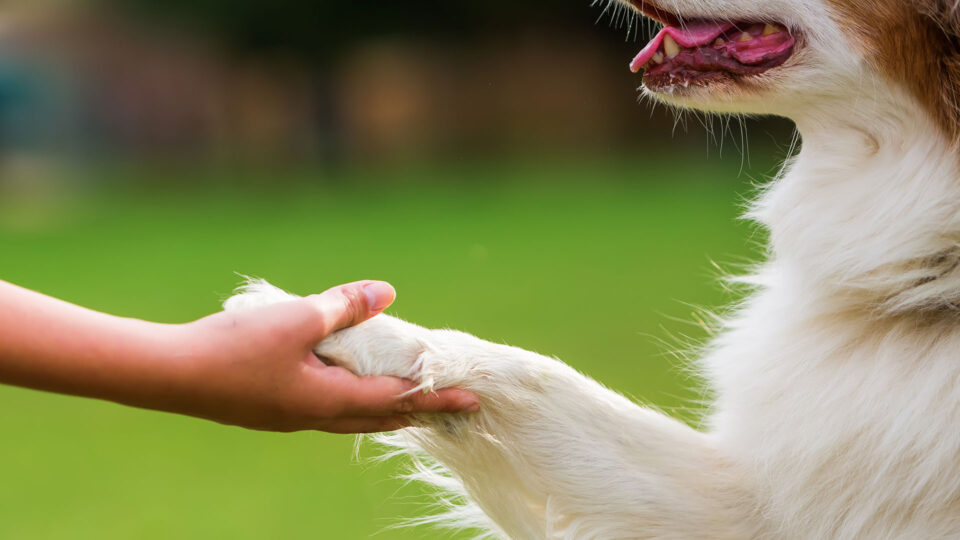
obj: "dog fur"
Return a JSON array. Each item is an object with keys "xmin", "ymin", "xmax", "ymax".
[{"xmin": 225, "ymin": 0, "xmax": 960, "ymax": 537}]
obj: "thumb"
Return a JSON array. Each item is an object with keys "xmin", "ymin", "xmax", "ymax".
[{"xmin": 305, "ymin": 281, "xmax": 396, "ymax": 339}]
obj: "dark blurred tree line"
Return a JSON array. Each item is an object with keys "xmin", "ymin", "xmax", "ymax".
[
  {"xmin": 115, "ymin": 0, "xmax": 602, "ymax": 64},
  {"xmin": 20, "ymin": 0, "xmax": 655, "ymax": 166}
]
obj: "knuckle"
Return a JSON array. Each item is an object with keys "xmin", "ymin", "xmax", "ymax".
[
  {"xmin": 304, "ymin": 297, "xmax": 330, "ymax": 334},
  {"xmin": 337, "ymin": 285, "xmax": 369, "ymax": 323},
  {"xmin": 396, "ymin": 397, "xmax": 416, "ymax": 414}
]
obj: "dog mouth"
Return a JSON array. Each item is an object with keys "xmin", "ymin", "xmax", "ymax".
[{"xmin": 626, "ymin": 1, "xmax": 796, "ymax": 91}]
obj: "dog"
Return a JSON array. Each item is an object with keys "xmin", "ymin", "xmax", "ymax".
[{"xmin": 224, "ymin": 0, "xmax": 960, "ymax": 537}]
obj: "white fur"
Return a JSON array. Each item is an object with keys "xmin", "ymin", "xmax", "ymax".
[{"xmin": 225, "ymin": 1, "xmax": 960, "ymax": 537}]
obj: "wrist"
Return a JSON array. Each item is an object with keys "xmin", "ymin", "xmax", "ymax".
[
  {"xmin": 77, "ymin": 318, "xmax": 186, "ymax": 409},
  {"xmin": 109, "ymin": 320, "xmax": 214, "ymax": 416}
]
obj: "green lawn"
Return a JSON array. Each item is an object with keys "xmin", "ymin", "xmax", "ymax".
[{"xmin": 0, "ymin": 154, "xmax": 768, "ymax": 539}]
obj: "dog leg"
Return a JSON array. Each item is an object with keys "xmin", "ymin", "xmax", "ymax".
[{"xmin": 226, "ymin": 281, "xmax": 756, "ymax": 539}]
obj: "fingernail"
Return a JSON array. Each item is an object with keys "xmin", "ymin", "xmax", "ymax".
[
  {"xmin": 363, "ymin": 281, "xmax": 396, "ymax": 314},
  {"xmin": 464, "ymin": 403, "xmax": 481, "ymax": 413}
]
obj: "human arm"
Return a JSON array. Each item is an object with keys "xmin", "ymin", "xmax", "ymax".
[{"xmin": 0, "ymin": 279, "xmax": 479, "ymax": 433}]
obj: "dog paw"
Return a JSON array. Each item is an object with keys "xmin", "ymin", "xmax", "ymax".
[{"xmin": 314, "ymin": 315, "xmax": 438, "ymax": 390}]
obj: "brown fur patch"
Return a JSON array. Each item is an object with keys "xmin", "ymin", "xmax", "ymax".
[{"xmin": 825, "ymin": 0, "xmax": 960, "ymax": 145}]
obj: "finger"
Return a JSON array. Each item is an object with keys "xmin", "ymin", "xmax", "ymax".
[
  {"xmin": 397, "ymin": 388, "xmax": 482, "ymax": 414},
  {"xmin": 315, "ymin": 415, "xmax": 411, "ymax": 434},
  {"xmin": 304, "ymin": 281, "xmax": 396, "ymax": 339},
  {"xmin": 331, "ymin": 373, "xmax": 481, "ymax": 416},
  {"xmin": 322, "ymin": 373, "xmax": 417, "ymax": 415}
]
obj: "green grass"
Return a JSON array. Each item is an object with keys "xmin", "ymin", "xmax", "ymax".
[{"xmin": 0, "ymin": 154, "xmax": 769, "ymax": 539}]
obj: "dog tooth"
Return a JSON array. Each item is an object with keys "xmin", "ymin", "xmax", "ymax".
[
  {"xmin": 663, "ymin": 34, "xmax": 680, "ymax": 58},
  {"xmin": 652, "ymin": 51, "xmax": 665, "ymax": 64},
  {"xmin": 738, "ymin": 32, "xmax": 753, "ymax": 42},
  {"xmin": 714, "ymin": 38, "xmax": 725, "ymax": 46},
  {"xmin": 762, "ymin": 23, "xmax": 780, "ymax": 36}
]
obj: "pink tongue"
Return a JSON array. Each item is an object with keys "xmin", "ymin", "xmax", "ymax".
[{"xmin": 630, "ymin": 21, "xmax": 734, "ymax": 73}]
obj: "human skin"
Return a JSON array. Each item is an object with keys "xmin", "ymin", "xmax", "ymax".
[{"xmin": 0, "ymin": 279, "xmax": 480, "ymax": 433}]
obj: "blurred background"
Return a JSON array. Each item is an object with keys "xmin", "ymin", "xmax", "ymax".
[{"xmin": 0, "ymin": 1, "xmax": 793, "ymax": 538}]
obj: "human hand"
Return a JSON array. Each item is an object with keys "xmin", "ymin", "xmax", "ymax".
[{"xmin": 170, "ymin": 281, "xmax": 481, "ymax": 433}]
